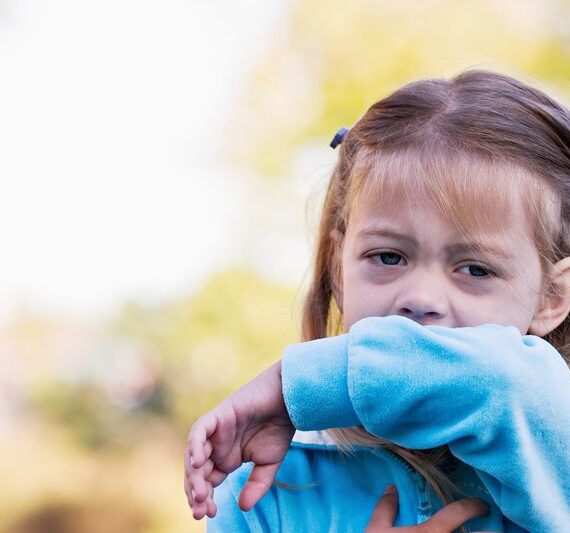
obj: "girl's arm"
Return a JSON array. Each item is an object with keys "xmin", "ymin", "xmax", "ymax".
[
  {"xmin": 282, "ymin": 315, "xmax": 570, "ymax": 532},
  {"xmin": 184, "ymin": 365, "xmax": 489, "ymax": 530},
  {"xmin": 186, "ymin": 315, "xmax": 569, "ymax": 530},
  {"xmin": 185, "ymin": 361, "xmax": 296, "ymax": 519}
]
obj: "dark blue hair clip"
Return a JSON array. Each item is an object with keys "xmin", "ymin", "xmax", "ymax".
[{"xmin": 330, "ymin": 126, "xmax": 349, "ymax": 149}]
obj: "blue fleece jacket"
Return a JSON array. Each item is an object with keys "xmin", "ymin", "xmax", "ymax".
[{"xmin": 207, "ymin": 316, "xmax": 570, "ymax": 532}]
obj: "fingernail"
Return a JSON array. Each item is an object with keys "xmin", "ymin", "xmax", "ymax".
[{"xmin": 383, "ymin": 484, "xmax": 396, "ymax": 495}]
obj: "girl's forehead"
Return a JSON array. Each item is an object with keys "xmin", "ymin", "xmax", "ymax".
[
  {"xmin": 349, "ymin": 147, "xmax": 546, "ymax": 239},
  {"xmin": 350, "ymin": 183, "xmax": 529, "ymax": 252}
]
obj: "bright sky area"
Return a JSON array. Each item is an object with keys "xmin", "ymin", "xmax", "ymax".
[{"xmin": 0, "ymin": 0, "xmax": 319, "ymax": 322}]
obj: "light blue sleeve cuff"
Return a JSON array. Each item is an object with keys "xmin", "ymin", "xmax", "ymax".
[{"xmin": 281, "ymin": 334, "xmax": 359, "ymax": 430}]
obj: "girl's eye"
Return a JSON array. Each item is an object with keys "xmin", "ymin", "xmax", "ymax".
[
  {"xmin": 371, "ymin": 252, "xmax": 404, "ymax": 265},
  {"xmin": 459, "ymin": 264, "xmax": 491, "ymax": 277}
]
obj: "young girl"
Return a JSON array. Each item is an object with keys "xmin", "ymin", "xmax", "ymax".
[{"xmin": 184, "ymin": 69, "xmax": 570, "ymax": 532}]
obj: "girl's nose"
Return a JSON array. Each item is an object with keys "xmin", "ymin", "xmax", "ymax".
[{"xmin": 394, "ymin": 272, "xmax": 449, "ymax": 322}]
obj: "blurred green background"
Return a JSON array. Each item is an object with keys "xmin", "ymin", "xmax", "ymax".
[{"xmin": 1, "ymin": 0, "xmax": 570, "ymax": 531}]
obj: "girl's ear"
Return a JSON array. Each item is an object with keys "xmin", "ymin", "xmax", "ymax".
[
  {"xmin": 529, "ymin": 257, "xmax": 570, "ymax": 337},
  {"xmin": 329, "ymin": 229, "xmax": 344, "ymax": 312}
]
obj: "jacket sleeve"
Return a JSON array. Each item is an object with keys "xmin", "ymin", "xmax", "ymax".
[{"xmin": 281, "ymin": 315, "xmax": 570, "ymax": 532}]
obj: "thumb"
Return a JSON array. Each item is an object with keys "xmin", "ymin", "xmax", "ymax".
[
  {"xmin": 238, "ymin": 462, "xmax": 282, "ymax": 512},
  {"xmin": 365, "ymin": 485, "xmax": 399, "ymax": 531}
]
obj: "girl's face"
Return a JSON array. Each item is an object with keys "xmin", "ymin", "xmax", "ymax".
[{"xmin": 339, "ymin": 185, "xmax": 545, "ymax": 334}]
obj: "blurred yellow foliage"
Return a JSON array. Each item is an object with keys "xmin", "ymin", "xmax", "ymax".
[
  {"xmin": 1, "ymin": 269, "xmax": 298, "ymax": 532},
  {"xmin": 227, "ymin": 0, "xmax": 570, "ymax": 177}
]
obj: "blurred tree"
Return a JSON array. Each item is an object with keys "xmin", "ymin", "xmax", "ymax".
[
  {"xmin": 29, "ymin": 269, "xmax": 299, "ymax": 449},
  {"xmin": 6, "ymin": 500, "xmax": 149, "ymax": 533},
  {"xmin": 108, "ymin": 268, "xmax": 299, "ymax": 430},
  {"xmin": 227, "ymin": 0, "xmax": 570, "ymax": 177},
  {"xmin": 31, "ymin": 383, "xmax": 113, "ymax": 450}
]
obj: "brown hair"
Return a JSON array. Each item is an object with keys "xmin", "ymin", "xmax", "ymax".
[{"xmin": 301, "ymin": 69, "xmax": 570, "ymax": 510}]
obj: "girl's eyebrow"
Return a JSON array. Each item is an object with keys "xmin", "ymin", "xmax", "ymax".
[
  {"xmin": 356, "ymin": 227, "xmax": 418, "ymax": 246},
  {"xmin": 445, "ymin": 242, "xmax": 514, "ymax": 261},
  {"xmin": 356, "ymin": 227, "xmax": 514, "ymax": 260}
]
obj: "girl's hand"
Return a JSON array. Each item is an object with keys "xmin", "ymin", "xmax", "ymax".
[
  {"xmin": 366, "ymin": 485, "xmax": 493, "ymax": 533},
  {"xmin": 184, "ymin": 361, "xmax": 295, "ymax": 519}
]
